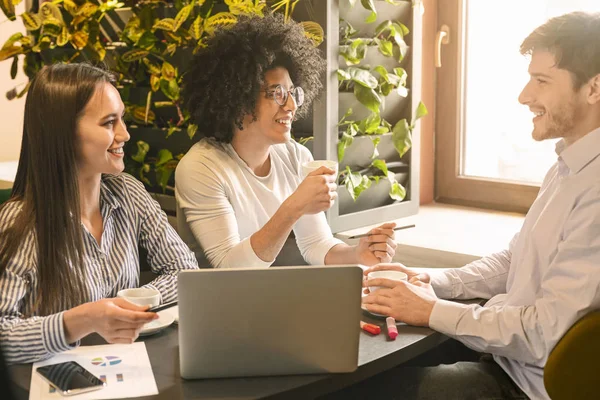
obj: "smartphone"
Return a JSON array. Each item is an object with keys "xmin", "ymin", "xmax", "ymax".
[{"xmin": 36, "ymin": 361, "xmax": 106, "ymax": 396}]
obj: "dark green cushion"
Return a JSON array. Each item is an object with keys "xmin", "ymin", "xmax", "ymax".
[
  {"xmin": 0, "ymin": 189, "xmax": 11, "ymax": 205},
  {"xmin": 544, "ymin": 311, "xmax": 600, "ymax": 399}
]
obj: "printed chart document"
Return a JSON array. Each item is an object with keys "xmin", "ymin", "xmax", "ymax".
[{"xmin": 29, "ymin": 342, "xmax": 158, "ymax": 400}]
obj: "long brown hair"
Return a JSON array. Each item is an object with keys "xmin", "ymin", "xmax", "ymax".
[{"xmin": 0, "ymin": 63, "xmax": 115, "ymax": 316}]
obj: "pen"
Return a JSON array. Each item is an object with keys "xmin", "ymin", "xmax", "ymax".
[
  {"xmin": 360, "ymin": 321, "xmax": 381, "ymax": 335},
  {"xmin": 148, "ymin": 301, "xmax": 178, "ymax": 313},
  {"xmin": 386, "ymin": 317, "xmax": 398, "ymax": 340},
  {"xmin": 348, "ymin": 224, "xmax": 416, "ymax": 239}
]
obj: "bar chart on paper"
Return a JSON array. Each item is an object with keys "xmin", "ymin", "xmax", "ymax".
[{"xmin": 30, "ymin": 343, "xmax": 158, "ymax": 400}]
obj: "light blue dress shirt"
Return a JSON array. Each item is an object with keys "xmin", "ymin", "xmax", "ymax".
[{"xmin": 429, "ymin": 127, "xmax": 600, "ymax": 400}]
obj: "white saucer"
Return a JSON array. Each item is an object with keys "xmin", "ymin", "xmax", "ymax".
[
  {"xmin": 361, "ymin": 305, "xmax": 387, "ymax": 318},
  {"xmin": 139, "ymin": 312, "xmax": 175, "ymax": 336}
]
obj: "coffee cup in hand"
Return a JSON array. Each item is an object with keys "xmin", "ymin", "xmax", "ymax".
[
  {"xmin": 302, "ymin": 160, "xmax": 338, "ymax": 178},
  {"xmin": 117, "ymin": 288, "xmax": 161, "ymax": 308},
  {"xmin": 367, "ymin": 270, "xmax": 408, "ymax": 293}
]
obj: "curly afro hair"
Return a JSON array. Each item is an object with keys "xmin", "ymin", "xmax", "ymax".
[{"xmin": 182, "ymin": 12, "xmax": 326, "ymax": 143}]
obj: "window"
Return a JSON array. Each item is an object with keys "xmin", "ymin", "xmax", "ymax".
[{"xmin": 435, "ymin": 0, "xmax": 600, "ymax": 212}]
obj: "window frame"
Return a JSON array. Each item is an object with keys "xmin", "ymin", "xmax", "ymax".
[{"xmin": 434, "ymin": 0, "xmax": 540, "ymax": 213}]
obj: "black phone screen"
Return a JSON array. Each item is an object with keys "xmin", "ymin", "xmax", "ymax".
[{"xmin": 36, "ymin": 361, "xmax": 105, "ymax": 393}]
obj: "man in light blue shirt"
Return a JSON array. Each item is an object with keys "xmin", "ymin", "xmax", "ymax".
[{"xmin": 327, "ymin": 11, "xmax": 600, "ymax": 400}]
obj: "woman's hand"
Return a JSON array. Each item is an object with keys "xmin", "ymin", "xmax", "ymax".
[
  {"xmin": 285, "ymin": 166, "xmax": 337, "ymax": 216},
  {"xmin": 354, "ymin": 223, "xmax": 398, "ymax": 266},
  {"xmin": 63, "ymin": 298, "xmax": 158, "ymax": 344}
]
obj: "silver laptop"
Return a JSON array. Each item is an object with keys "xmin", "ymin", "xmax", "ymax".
[{"xmin": 178, "ymin": 265, "xmax": 363, "ymax": 379}]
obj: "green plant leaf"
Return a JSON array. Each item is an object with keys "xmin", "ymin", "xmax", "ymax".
[
  {"xmin": 122, "ymin": 49, "xmax": 149, "ymax": 62},
  {"xmin": 143, "ymin": 59, "xmax": 161, "ymax": 75},
  {"xmin": 131, "ymin": 141, "xmax": 150, "ymax": 163},
  {"xmin": 62, "ymin": 0, "xmax": 77, "ymax": 15},
  {"xmin": 204, "ymin": 12, "xmax": 237, "ymax": 35},
  {"xmin": 152, "ymin": 18, "xmax": 176, "ymax": 32},
  {"xmin": 174, "ymin": 4, "xmax": 193, "ymax": 32},
  {"xmin": 136, "ymin": 31, "xmax": 156, "ymax": 50},
  {"xmin": 190, "ymin": 15, "xmax": 203, "ymax": 40},
  {"xmin": 160, "ymin": 78, "xmax": 180, "ymax": 101},
  {"xmin": 150, "ymin": 75, "xmax": 160, "ymax": 92},
  {"xmin": 0, "ymin": 0, "xmax": 15, "ymax": 21},
  {"xmin": 337, "ymin": 69, "xmax": 351, "ymax": 81},
  {"xmin": 21, "ymin": 12, "xmax": 42, "ymax": 31},
  {"xmin": 389, "ymin": 181, "xmax": 406, "ymax": 201},
  {"xmin": 187, "ymin": 123, "xmax": 198, "ymax": 140},
  {"xmin": 131, "ymin": 106, "xmax": 155, "ymax": 124},
  {"xmin": 2, "ymin": 32, "xmax": 22, "ymax": 50},
  {"xmin": 10, "ymin": 56, "xmax": 18, "ymax": 79},
  {"xmin": 345, "ymin": 66, "xmax": 377, "ymax": 88},
  {"xmin": 337, "ymin": 132, "xmax": 354, "ymax": 162},
  {"xmin": 70, "ymin": 30, "xmax": 89, "ymax": 49},
  {"xmin": 357, "ymin": 113, "xmax": 381, "ymax": 133},
  {"xmin": 354, "ymin": 84, "xmax": 381, "ymax": 114},
  {"xmin": 412, "ymin": 101, "xmax": 428, "ymax": 125},
  {"xmin": 155, "ymin": 149, "xmax": 173, "ymax": 167},
  {"xmin": 161, "ymin": 61, "xmax": 176, "ymax": 80},
  {"xmin": 0, "ymin": 46, "xmax": 22, "ymax": 62},
  {"xmin": 56, "ymin": 26, "xmax": 69, "ymax": 46},
  {"xmin": 41, "ymin": 17, "xmax": 62, "ymax": 37},
  {"xmin": 166, "ymin": 126, "xmax": 182, "ymax": 138},
  {"xmin": 371, "ymin": 159, "xmax": 388, "ymax": 175},
  {"xmin": 343, "ymin": 166, "xmax": 371, "ymax": 201},
  {"xmin": 360, "ymin": 0, "xmax": 377, "ymax": 23},
  {"xmin": 371, "ymin": 136, "xmax": 381, "ymax": 158},
  {"xmin": 391, "ymin": 118, "xmax": 411, "ymax": 158},
  {"xmin": 376, "ymin": 38, "xmax": 393, "ymax": 57},
  {"xmin": 77, "ymin": 2, "xmax": 98, "ymax": 18},
  {"xmin": 340, "ymin": 39, "xmax": 367, "ymax": 65},
  {"xmin": 156, "ymin": 166, "xmax": 175, "ymax": 192},
  {"xmin": 300, "ymin": 21, "xmax": 324, "ymax": 47}
]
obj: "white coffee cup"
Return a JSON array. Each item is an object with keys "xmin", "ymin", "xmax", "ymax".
[
  {"xmin": 117, "ymin": 288, "xmax": 161, "ymax": 308},
  {"xmin": 302, "ymin": 160, "xmax": 338, "ymax": 178},
  {"xmin": 367, "ymin": 270, "xmax": 408, "ymax": 293}
]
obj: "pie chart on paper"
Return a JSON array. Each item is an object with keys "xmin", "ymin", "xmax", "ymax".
[{"xmin": 91, "ymin": 356, "xmax": 122, "ymax": 367}]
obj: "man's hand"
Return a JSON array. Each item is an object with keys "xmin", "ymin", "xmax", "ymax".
[
  {"xmin": 363, "ymin": 263, "xmax": 431, "ymax": 293},
  {"xmin": 362, "ymin": 278, "xmax": 438, "ymax": 327}
]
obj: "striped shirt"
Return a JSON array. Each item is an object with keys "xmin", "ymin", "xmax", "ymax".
[{"xmin": 0, "ymin": 173, "xmax": 198, "ymax": 364}]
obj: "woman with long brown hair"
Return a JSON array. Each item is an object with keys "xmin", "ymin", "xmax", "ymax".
[{"xmin": 0, "ymin": 63, "xmax": 198, "ymax": 364}]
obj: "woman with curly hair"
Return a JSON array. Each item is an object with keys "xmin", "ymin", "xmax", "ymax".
[{"xmin": 176, "ymin": 13, "xmax": 397, "ymax": 268}]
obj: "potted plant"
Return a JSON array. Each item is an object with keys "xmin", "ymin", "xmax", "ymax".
[
  {"xmin": 336, "ymin": 0, "xmax": 427, "ymax": 214},
  {"xmin": 0, "ymin": 0, "xmax": 323, "ymax": 201}
]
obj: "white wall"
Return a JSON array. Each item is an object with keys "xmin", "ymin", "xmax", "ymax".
[{"xmin": 0, "ymin": 3, "xmax": 26, "ymax": 162}]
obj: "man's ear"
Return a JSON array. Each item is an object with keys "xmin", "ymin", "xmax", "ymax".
[{"xmin": 587, "ymin": 74, "xmax": 600, "ymax": 105}]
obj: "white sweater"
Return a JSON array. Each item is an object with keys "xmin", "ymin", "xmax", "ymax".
[{"xmin": 175, "ymin": 139, "xmax": 343, "ymax": 268}]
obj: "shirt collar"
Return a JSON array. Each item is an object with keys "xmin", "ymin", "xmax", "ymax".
[
  {"xmin": 100, "ymin": 175, "xmax": 122, "ymax": 212},
  {"xmin": 555, "ymin": 126, "xmax": 600, "ymax": 175}
]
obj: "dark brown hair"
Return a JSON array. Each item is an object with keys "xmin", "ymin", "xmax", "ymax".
[
  {"xmin": 0, "ymin": 63, "xmax": 115, "ymax": 316},
  {"xmin": 520, "ymin": 11, "xmax": 600, "ymax": 89}
]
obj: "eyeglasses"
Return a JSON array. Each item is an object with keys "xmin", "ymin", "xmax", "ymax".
[{"xmin": 262, "ymin": 85, "xmax": 304, "ymax": 107}]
